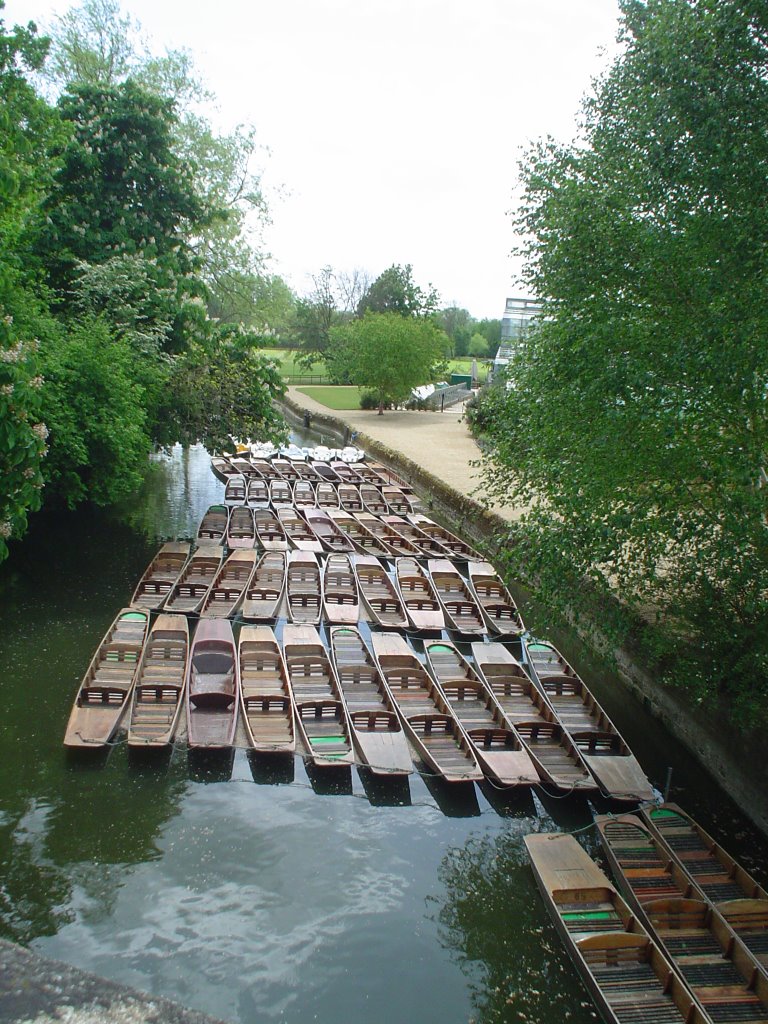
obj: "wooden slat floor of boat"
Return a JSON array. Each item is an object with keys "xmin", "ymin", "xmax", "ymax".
[
  {"xmin": 586, "ymin": 960, "xmax": 687, "ymax": 1024},
  {"xmin": 296, "ymin": 702, "xmax": 352, "ymax": 757},
  {"xmin": 285, "ymin": 655, "xmax": 335, "ymax": 699}
]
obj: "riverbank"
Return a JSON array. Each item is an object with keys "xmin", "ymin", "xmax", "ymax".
[{"xmin": 281, "ymin": 390, "xmax": 768, "ymax": 835}]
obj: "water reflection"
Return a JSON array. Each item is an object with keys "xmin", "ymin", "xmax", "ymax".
[
  {"xmin": 358, "ymin": 767, "xmax": 412, "ymax": 807},
  {"xmin": 247, "ymin": 752, "xmax": 296, "ymax": 787},
  {"xmin": 432, "ymin": 828, "xmax": 596, "ymax": 1024},
  {"xmin": 1, "ymin": 443, "xmax": 766, "ymax": 1024}
]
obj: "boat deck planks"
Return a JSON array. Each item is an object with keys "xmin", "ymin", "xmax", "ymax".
[
  {"xmin": 329, "ymin": 626, "xmax": 412, "ymax": 775},
  {"xmin": 372, "ymin": 632, "xmax": 482, "ymax": 782},
  {"xmin": 424, "ymin": 641, "xmax": 538, "ymax": 786},
  {"xmin": 525, "ymin": 833, "xmax": 710, "ymax": 1024},
  {"xmin": 64, "ymin": 608, "xmax": 150, "ymax": 748},
  {"xmin": 239, "ymin": 625, "xmax": 295, "ymax": 753},
  {"xmin": 127, "ymin": 614, "xmax": 189, "ymax": 748}
]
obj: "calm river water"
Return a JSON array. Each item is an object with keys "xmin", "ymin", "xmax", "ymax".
[{"xmin": 1, "ymin": 444, "xmax": 766, "ymax": 1024}]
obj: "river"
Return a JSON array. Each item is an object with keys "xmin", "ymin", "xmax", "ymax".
[{"xmin": 0, "ymin": 443, "xmax": 765, "ymax": 1024}]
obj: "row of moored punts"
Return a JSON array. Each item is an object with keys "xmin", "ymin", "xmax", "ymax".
[
  {"xmin": 63, "ymin": 450, "xmax": 653, "ymax": 802},
  {"xmin": 526, "ymin": 803, "xmax": 768, "ymax": 1024}
]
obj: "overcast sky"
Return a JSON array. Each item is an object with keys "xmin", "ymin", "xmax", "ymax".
[{"xmin": 7, "ymin": 0, "xmax": 622, "ymax": 318}]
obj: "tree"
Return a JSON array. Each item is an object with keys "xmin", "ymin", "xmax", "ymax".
[
  {"xmin": 153, "ymin": 334, "xmax": 287, "ymax": 451},
  {"xmin": 291, "ymin": 266, "xmax": 342, "ymax": 369},
  {"xmin": 329, "ymin": 312, "xmax": 446, "ymax": 414},
  {"xmin": 467, "ymin": 333, "xmax": 489, "ymax": 357},
  {"xmin": 357, "ymin": 263, "xmax": 439, "ymax": 318},
  {"xmin": 483, "ymin": 0, "xmax": 768, "ymax": 721},
  {"xmin": 438, "ymin": 306, "xmax": 474, "ymax": 356},
  {"xmin": 36, "ymin": 80, "xmax": 213, "ymax": 351},
  {"xmin": 40, "ymin": 0, "xmax": 269, "ymax": 316},
  {"xmin": 0, "ymin": 5, "xmax": 57, "ymax": 562}
]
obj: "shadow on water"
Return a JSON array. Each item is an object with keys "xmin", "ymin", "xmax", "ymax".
[
  {"xmin": 187, "ymin": 748, "xmax": 235, "ymax": 784},
  {"xmin": 357, "ymin": 767, "xmax": 412, "ymax": 807},
  {"xmin": 430, "ymin": 828, "xmax": 596, "ymax": 1024},
  {"xmin": 421, "ymin": 775, "xmax": 481, "ymax": 817},
  {"xmin": 247, "ymin": 751, "xmax": 296, "ymax": 786},
  {"xmin": 478, "ymin": 780, "xmax": 537, "ymax": 819},
  {"xmin": 303, "ymin": 759, "xmax": 353, "ymax": 796}
]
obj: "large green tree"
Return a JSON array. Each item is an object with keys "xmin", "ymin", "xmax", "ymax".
[
  {"xmin": 483, "ymin": 0, "xmax": 768, "ymax": 720},
  {"xmin": 357, "ymin": 263, "xmax": 439, "ymax": 318},
  {"xmin": 329, "ymin": 312, "xmax": 446, "ymax": 414},
  {"xmin": 0, "ymin": 6, "xmax": 56, "ymax": 562}
]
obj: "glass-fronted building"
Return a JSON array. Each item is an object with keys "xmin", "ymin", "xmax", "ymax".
[{"xmin": 492, "ymin": 297, "xmax": 542, "ymax": 376}]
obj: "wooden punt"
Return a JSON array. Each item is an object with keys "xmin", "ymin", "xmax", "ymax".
[
  {"xmin": 253, "ymin": 508, "xmax": 289, "ymax": 551},
  {"xmin": 641, "ymin": 805, "xmax": 768, "ymax": 905},
  {"xmin": 226, "ymin": 505, "xmax": 256, "ymax": 549},
  {"xmin": 470, "ymin": 642, "xmax": 595, "ymax": 792},
  {"xmin": 229, "ymin": 456, "xmax": 258, "ymax": 477},
  {"xmin": 186, "ymin": 618, "xmax": 239, "ymax": 749},
  {"xmin": 353, "ymin": 463, "xmax": 383, "ymax": 484},
  {"xmin": 269, "ymin": 478, "xmax": 293, "ymax": 508},
  {"xmin": 647, "ymin": 898, "xmax": 768, "ymax": 1020},
  {"xmin": 428, "ymin": 558, "xmax": 486, "ymax": 635},
  {"xmin": 316, "ymin": 481, "xmax": 340, "ymax": 508},
  {"xmin": 395, "ymin": 556, "xmax": 445, "ymax": 632},
  {"xmin": 199, "ymin": 549, "xmax": 258, "ymax": 618},
  {"xmin": 525, "ymin": 832, "xmax": 709, "ymax": 1024},
  {"xmin": 303, "ymin": 508, "xmax": 355, "ymax": 553},
  {"xmin": 598, "ymin": 813, "xmax": 724, "ymax": 903},
  {"xmin": 250, "ymin": 458, "xmax": 281, "ymax": 480},
  {"xmin": 354, "ymin": 554, "xmax": 409, "ymax": 629},
  {"xmin": 322, "ymin": 553, "xmax": 360, "ymax": 625},
  {"xmin": 238, "ymin": 625, "xmax": 295, "ymax": 753},
  {"xmin": 367, "ymin": 461, "xmax": 412, "ymax": 490},
  {"xmin": 295, "ymin": 462, "xmax": 320, "ymax": 480},
  {"xmin": 311, "ymin": 461, "xmax": 340, "ymax": 482},
  {"xmin": 164, "ymin": 544, "xmax": 224, "ymax": 615},
  {"xmin": 424, "ymin": 640, "xmax": 538, "ymax": 786},
  {"xmin": 408, "ymin": 514, "xmax": 482, "ymax": 560},
  {"xmin": 467, "ymin": 561, "xmax": 525, "ymax": 636},
  {"xmin": 524, "ymin": 639, "xmax": 653, "ymax": 802},
  {"xmin": 196, "ymin": 503, "xmax": 229, "ymax": 544},
  {"xmin": 127, "ymin": 614, "xmax": 189, "ymax": 748},
  {"xmin": 64, "ymin": 608, "xmax": 149, "ymax": 748},
  {"xmin": 338, "ymin": 483, "xmax": 364, "ymax": 512},
  {"xmin": 292, "ymin": 480, "xmax": 316, "ymax": 508},
  {"xmin": 282, "ymin": 624, "xmax": 355, "ymax": 768},
  {"xmin": 372, "ymin": 632, "xmax": 482, "ymax": 782},
  {"xmin": 246, "ymin": 476, "xmax": 270, "ymax": 509},
  {"xmin": 329, "ymin": 626, "xmax": 412, "ymax": 775},
  {"xmin": 598, "ymin": 813, "xmax": 768, "ymax": 988},
  {"xmin": 326, "ymin": 508, "xmax": 394, "ymax": 557},
  {"xmin": 286, "ymin": 551, "xmax": 322, "ymax": 624},
  {"xmin": 329, "ymin": 461, "xmax": 361, "ymax": 482},
  {"xmin": 131, "ymin": 541, "xmax": 190, "ymax": 611},
  {"xmin": 355, "ymin": 512, "xmax": 422, "ymax": 556},
  {"xmin": 272, "ymin": 458, "xmax": 300, "ymax": 481},
  {"xmin": 211, "ymin": 456, "xmax": 235, "ymax": 482},
  {"xmin": 241, "ymin": 551, "xmax": 286, "ymax": 621},
  {"xmin": 381, "ymin": 486, "xmax": 415, "ymax": 515},
  {"xmin": 384, "ymin": 516, "xmax": 450, "ymax": 557},
  {"xmin": 224, "ymin": 474, "xmax": 247, "ymax": 505},
  {"xmin": 360, "ymin": 483, "xmax": 388, "ymax": 516},
  {"xmin": 277, "ymin": 506, "xmax": 323, "ymax": 552}
]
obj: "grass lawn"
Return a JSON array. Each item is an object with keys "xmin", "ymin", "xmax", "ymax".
[
  {"xmin": 260, "ymin": 348, "xmax": 492, "ymax": 385},
  {"xmin": 259, "ymin": 348, "xmax": 324, "ymax": 378},
  {"xmin": 295, "ymin": 386, "xmax": 364, "ymax": 410}
]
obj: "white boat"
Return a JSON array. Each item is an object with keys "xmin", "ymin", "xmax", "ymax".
[{"xmin": 340, "ymin": 446, "xmax": 365, "ymax": 463}]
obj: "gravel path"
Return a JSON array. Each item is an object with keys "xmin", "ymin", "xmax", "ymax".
[{"xmin": 287, "ymin": 388, "xmax": 525, "ymax": 521}]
